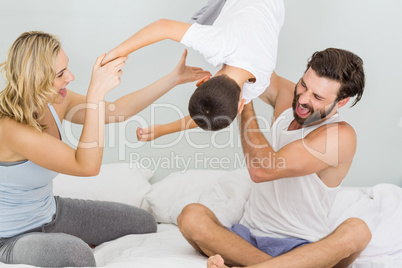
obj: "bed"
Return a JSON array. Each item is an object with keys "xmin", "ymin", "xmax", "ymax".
[{"xmin": 2, "ymin": 163, "xmax": 402, "ymax": 268}]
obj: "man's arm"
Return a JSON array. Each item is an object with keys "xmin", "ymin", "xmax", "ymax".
[
  {"xmin": 240, "ymin": 102, "xmax": 356, "ymax": 186},
  {"xmin": 259, "ymin": 72, "xmax": 295, "ymax": 120},
  {"xmin": 102, "ymin": 19, "xmax": 192, "ymax": 65}
]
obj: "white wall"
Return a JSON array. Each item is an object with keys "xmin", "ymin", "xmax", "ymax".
[{"xmin": 0, "ymin": 0, "xmax": 401, "ymax": 186}]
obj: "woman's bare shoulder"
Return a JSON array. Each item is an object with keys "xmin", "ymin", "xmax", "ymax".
[{"xmin": 0, "ymin": 116, "xmax": 28, "ymax": 161}]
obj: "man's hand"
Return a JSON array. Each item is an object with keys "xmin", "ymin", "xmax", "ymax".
[
  {"xmin": 136, "ymin": 125, "xmax": 163, "ymax": 142},
  {"xmin": 173, "ymin": 49, "xmax": 211, "ymax": 85}
]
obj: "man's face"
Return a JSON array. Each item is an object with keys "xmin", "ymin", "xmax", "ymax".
[{"xmin": 292, "ymin": 68, "xmax": 341, "ymax": 126}]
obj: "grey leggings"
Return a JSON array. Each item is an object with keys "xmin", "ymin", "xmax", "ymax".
[{"xmin": 0, "ymin": 196, "xmax": 157, "ymax": 267}]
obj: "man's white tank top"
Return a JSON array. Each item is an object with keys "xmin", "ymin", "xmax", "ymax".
[{"xmin": 240, "ymin": 108, "xmax": 345, "ymax": 242}]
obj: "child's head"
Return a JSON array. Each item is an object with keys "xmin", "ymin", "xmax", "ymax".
[{"xmin": 188, "ymin": 74, "xmax": 241, "ymax": 131}]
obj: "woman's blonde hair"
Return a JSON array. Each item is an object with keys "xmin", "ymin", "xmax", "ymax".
[{"xmin": 0, "ymin": 31, "xmax": 61, "ymax": 131}]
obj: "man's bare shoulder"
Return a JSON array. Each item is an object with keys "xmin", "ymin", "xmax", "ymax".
[
  {"xmin": 311, "ymin": 121, "xmax": 356, "ymax": 140},
  {"xmin": 311, "ymin": 122, "xmax": 357, "ymax": 187},
  {"xmin": 306, "ymin": 121, "xmax": 357, "ymax": 164}
]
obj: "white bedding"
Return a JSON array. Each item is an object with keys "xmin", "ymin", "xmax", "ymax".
[
  {"xmin": 1, "ymin": 164, "xmax": 402, "ymax": 268},
  {"xmin": 5, "ymin": 223, "xmax": 401, "ymax": 268},
  {"xmin": 94, "ymin": 224, "xmax": 206, "ymax": 268}
]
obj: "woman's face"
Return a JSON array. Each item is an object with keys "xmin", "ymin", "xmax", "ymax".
[{"xmin": 53, "ymin": 48, "xmax": 74, "ymax": 104}]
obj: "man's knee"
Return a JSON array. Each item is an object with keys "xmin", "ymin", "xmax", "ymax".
[
  {"xmin": 177, "ymin": 203, "xmax": 216, "ymax": 240},
  {"xmin": 339, "ymin": 218, "xmax": 372, "ymax": 252}
]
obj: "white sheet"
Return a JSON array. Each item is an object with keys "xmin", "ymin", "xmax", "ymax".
[
  {"xmin": 95, "ymin": 222, "xmax": 402, "ymax": 268},
  {"xmin": 329, "ymin": 184, "xmax": 402, "ymax": 263},
  {"xmin": 96, "ymin": 224, "xmax": 402, "ymax": 268},
  {"xmin": 0, "ymin": 224, "xmax": 206, "ymax": 268},
  {"xmin": 94, "ymin": 224, "xmax": 206, "ymax": 268},
  {"xmin": 2, "ymin": 166, "xmax": 402, "ymax": 268},
  {"xmin": 2, "ymin": 223, "xmax": 402, "ymax": 268}
]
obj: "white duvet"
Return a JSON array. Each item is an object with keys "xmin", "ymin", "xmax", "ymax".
[
  {"xmin": 94, "ymin": 224, "xmax": 206, "ymax": 268},
  {"xmin": 1, "ymin": 164, "xmax": 402, "ymax": 268},
  {"xmin": 329, "ymin": 184, "xmax": 402, "ymax": 264},
  {"xmin": 95, "ymin": 220, "xmax": 402, "ymax": 268},
  {"xmin": 5, "ymin": 223, "xmax": 401, "ymax": 268}
]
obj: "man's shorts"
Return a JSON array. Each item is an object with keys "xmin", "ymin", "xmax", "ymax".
[{"xmin": 228, "ymin": 223, "xmax": 311, "ymax": 257}]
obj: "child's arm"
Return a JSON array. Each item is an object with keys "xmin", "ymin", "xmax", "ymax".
[
  {"xmin": 136, "ymin": 115, "xmax": 198, "ymax": 141},
  {"xmin": 102, "ymin": 19, "xmax": 192, "ymax": 65},
  {"xmin": 66, "ymin": 50, "xmax": 211, "ymax": 124}
]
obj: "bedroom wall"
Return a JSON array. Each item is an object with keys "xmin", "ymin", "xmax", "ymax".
[{"xmin": 0, "ymin": 0, "xmax": 401, "ymax": 186}]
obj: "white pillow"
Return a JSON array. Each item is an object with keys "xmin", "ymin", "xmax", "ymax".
[
  {"xmin": 53, "ymin": 163, "xmax": 153, "ymax": 209},
  {"xmin": 144, "ymin": 168, "xmax": 252, "ymax": 225},
  {"xmin": 169, "ymin": 168, "xmax": 252, "ymax": 227},
  {"xmin": 144, "ymin": 169, "xmax": 228, "ymax": 223}
]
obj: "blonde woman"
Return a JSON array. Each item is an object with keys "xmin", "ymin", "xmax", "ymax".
[{"xmin": 0, "ymin": 31, "xmax": 210, "ymax": 267}]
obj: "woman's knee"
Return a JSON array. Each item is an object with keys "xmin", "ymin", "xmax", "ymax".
[
  {"xmin": 12, "ymin": 233, "xmax": 96, "ymax": 267},
  {"xmin": 59, "ymin": 239, "xmax": 96, "ymax": 267},
  {"xmin": 138, "ymin": 209, "xmax": 157, "ymax": 233},
  {"xmin": 114, "ymin": 204, "xmax": 157, "ymax": 235}
]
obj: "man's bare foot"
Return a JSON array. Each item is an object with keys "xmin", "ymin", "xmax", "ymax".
[{"xmin": 207, "ymin": 255, "xmax": 229, "ymax": 268}]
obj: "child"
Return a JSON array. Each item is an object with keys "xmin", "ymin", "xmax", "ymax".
[{"xmin": 103, "ymin": 0, "xmax": 285, "ymax": 140}]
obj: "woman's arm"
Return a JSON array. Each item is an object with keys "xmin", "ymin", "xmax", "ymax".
[
  {"xmin": 102, "ymin": 19, "xmax": 192, "ymax": 65},
  {"xmin": 3, "ymin": 54, "xmax": 126, "ymax": 176},
  {"xmin": 136, "ymin": 115, "xmax": 198, "ymax": 141}
]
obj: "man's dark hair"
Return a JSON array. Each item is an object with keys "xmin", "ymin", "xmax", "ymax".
[
  {"xmin": 306, "ymin": 48, "xmax": 365, "ymax": 106},
  {"xmin": 188, "ymin": 74, "xmax": 241, "ymax": 131}
]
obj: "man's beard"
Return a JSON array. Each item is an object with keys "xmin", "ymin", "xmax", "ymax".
[{"xmin": 292, "ymin": 87, "xmax": 337, "ymax": 126}]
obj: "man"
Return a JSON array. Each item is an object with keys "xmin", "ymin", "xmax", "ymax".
[
  {"xmin": 177, "ymin": 48, "xmax": 372, "ymax": 268},
  {"xmin": 102, "ymin": 0, "xmax": 285, "ymax": 137}
]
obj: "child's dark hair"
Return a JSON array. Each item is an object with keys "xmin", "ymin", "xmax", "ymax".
[{"xmin": 188, "ymin": 74, "xmax": 241, "ymax": 131}]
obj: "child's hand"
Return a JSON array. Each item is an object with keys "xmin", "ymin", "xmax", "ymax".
[
  {"xmin": 173, "ymin": 49, "xmax": 211, "ymax": 85},
  {"xmin": 136, "ymin": 125, "xmax": 163, "ymax": 142},
  {"xmin": 101, "ymin": 49, "xmax": 126, "ymax": 66}
]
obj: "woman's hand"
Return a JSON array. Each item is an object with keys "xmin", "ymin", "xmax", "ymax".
[
  {"xmin": 172, "ymin": 49, "xmax": 211, "ymax": 86},
  {"xmin": 136, "ymin": 125, "xmax": 164, "ymax": 142},
  {"xmin": 88, "ymin": 53, "xmax": 127, "ymax": 100}
]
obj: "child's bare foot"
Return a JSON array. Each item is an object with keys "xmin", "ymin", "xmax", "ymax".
[{"xmin": 207, "ymin": 255, "xmax": 229, "ymax": 268}]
